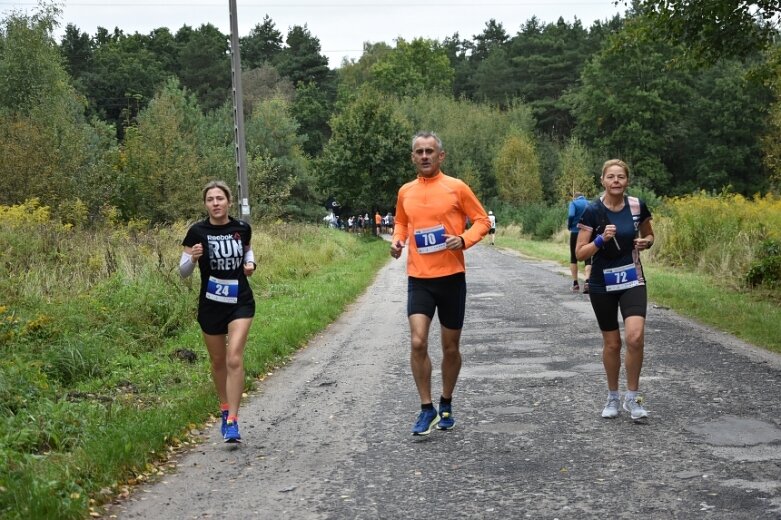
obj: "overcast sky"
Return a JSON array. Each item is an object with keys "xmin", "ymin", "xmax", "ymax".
[{"xmin": 2, "ymin": 1, "xmax": 626, "ymax": 67}]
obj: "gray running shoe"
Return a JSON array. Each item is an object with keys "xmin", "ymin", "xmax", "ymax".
[
  {"xmin": 623, "ymin": 395, "xmax": 649, "ymax": 421},
  {"xmin": 601, "ymin": 396, "xmax": 620, "ymax": 418}
]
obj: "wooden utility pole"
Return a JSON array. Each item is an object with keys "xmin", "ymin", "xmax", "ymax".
[{"xmin": 229, "ymin": 0, "xmax": 250, "ymax": 219}]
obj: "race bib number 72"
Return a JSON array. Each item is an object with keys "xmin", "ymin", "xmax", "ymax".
[{"xmin": 603, "ymin": 263, "xmax": 639, "ymax": 292}]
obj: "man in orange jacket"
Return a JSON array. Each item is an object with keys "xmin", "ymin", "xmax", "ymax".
[{"xmin": 390, "ymin": 131, "xmax": 490, "ymax": 436}]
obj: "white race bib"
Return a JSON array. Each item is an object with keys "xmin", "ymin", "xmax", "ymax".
[
  {"xmin": 414, "ymin": 224, "xmax": 447, "ymax": 254},
  {"xmin": 603, "ymin": 263, "xmax": 639, "ymax": 292},
  {"xmin": 205, "ymin": 276, "xmax": 239, "ymax": 303}
]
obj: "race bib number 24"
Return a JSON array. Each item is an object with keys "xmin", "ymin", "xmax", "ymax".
[{"xmin": 205, "ymin": 276, "xmax": 239, "ymax": 303}]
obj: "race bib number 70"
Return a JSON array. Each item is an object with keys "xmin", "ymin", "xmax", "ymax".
[{"xmin": 414, "ymin": 224, "xmax": 447, "ymax": 254}]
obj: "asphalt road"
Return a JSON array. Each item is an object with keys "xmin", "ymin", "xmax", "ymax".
[{"xmin": 113, "ymin": 243, "xmax": 781, "ymax": 520}]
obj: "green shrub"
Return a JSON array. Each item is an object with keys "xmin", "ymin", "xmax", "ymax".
[
  {"xmin": 495, "ymin": 201, "xmax": 566, "ymax": 239},
  {"xmin": 745, "ymin": 239, "xmax": 781, "ymax": 287}
]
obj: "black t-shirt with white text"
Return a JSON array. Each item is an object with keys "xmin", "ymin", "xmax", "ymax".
[{"xmin": 182, "ymin": 217, "xmax": 254, "ymax": 308}]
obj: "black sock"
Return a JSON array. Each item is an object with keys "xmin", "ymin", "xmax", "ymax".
[
  {"xmin": 439, "ymin": 396, "xmax": 452, "ymax": 406},
  {"xmin": 421, "ymin": 403, "xmax": 435, "ymax": 411}
]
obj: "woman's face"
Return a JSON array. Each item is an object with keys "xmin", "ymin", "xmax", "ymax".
[
  {"xmin": 601, "ymin": 165, "xmax": 629, "ymax": 196},
  {"xmin": 204, "ymin": 187, "xmax": 230, "ymax": 221}
]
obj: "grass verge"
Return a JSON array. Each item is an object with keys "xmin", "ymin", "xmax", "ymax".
[{"xmin": 0, "ymin": 225, "xmax": 389, "ymax": 519}]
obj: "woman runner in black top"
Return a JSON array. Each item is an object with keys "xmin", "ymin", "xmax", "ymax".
[
  {"xmin": 576, "ymin": 160, "xmax": 655, "ymax": 422},
  {"xmin": 180, "ymin": 180, "xmax": 256, "ymax": 442}
]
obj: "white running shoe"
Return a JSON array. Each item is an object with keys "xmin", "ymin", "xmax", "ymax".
[
  {"xmin": 601, "ymin": 396, "xmax": 620, "ymax": 418},
  {"xmin": 623, "ymin": 395, "xmax": 649, "ymax": 421}
]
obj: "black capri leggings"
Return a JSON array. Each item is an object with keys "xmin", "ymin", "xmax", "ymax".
[{"xmin": 588, "ymin": 285, "xmax": 647, "ymax": 331}]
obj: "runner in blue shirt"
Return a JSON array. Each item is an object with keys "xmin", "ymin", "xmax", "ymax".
[{"xmin": 567, "ymin": 192, "xmax": 591, "ymax": 292}]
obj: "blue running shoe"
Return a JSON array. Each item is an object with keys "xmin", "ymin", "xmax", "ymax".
[
  {"xmin": 437, "ymin": 404, "xmax": 455, "ymax": 430},
  {"xmin": 220, "ymin": 410, "xmax": 229, "ymax": 437},
  {"xmin": 224, "ymin": 419, "xmax": 241, "ymax": 443},
  {"xmin": 411, "ymin": 407, "xmax": 439, "ymax": 436}
]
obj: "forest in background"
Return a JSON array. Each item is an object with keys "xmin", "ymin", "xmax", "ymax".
[
  {"xmin": 1, "ymin": 0, "xmax": 781, "ymax": 224},
  {"xmin": 3, "ymin": 2, "xmax": 781, "ymax": 516}
]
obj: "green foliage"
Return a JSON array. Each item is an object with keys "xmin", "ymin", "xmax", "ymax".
[
  {"xmin": 79, "ymin": 35, "xmax": 167, "ymax": 132},
  {"xmin": 630, "ymin": 0, "xmax": 780, "ymax": 62},
  {"xmin": 495, "ymin": 132, "xmax": 543, "ymax": 204},
  {"xmin": 745, "ymin": 239, "xmax": 781, "ymax": 287},
  {"xmin": 570, "ymin": 19, "xmax": 691, "ymax": 193},
  {"xmin": 571, "ymin": 16, "xmax": 772, "ymax": 196},
  {"xmin": 245, "ymin": 95, "xmax": 311, "ymax": 219},
  {"xmin": 117, "ymin": 78, "xmax": 204, "ymax": 222},
  {"xmin": 176, "ymin": 23, "xmax": 230, "ymax": 111},
  {"xmin": 394, "ymin": 94, "xmax": 535, "ymax": 201},
  {"xmin": 555, "ymin": 137, "xmax": 596, "ymax": 202},
  {"xmin": 495, "ymin": 201, "xmax": 565, "ymax": 239},
  {"xmin": 318, "ymin": 87, "xmax": 412, "ymax": 211},
  {"xmin": 292, "ymin": 81, "xmax": 332, "ymax": 156},
  {"xmin": 336, "ymin": 42, "xmax": 393, "ymax": 98},
  {"xmin": 369, "ymin": 38, "xmax": 454, "ymax": 97},
  {"xmin": 683, "ymin": 59, "xmax": 772, "ymax": 194},
  {"xmin": 275, "ymin": 25, "xmax": 331, "ymax": 87},
  {"xmin": 240, "ymin": 15, "xmax": 283, "ymax": 70},
  {"xmin": 653, "ymin": 192, "xmax": 781, "ymax": 285},
  {"xmin": 761, "ymin": 45, "xmax": 781, "ymax": 192},
  {"xmin": 241, "ymin": 63, "xmax": 295, "ymax": 119},
  {"xmin": 509, "ymin": 16, "xmax": 606, "ymax": 135},
  {"xmin": 0, "ymin": 4, "xmax": 67, "ymax": 113},
  {"xmin": 0, "ymin": 5, "xmax": 117, "ymax": 214}
]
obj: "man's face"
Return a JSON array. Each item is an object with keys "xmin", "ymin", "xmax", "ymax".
[{"xmin": 411, "ymin": 137, "xmax": 445, "ymax": 177}]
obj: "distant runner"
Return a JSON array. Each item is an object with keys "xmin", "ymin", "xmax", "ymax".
[
  {"xmin": 390, "ymin": 131, "xmax": 490, "ymax": 435},
  {"xmin": 568, "ymin": 192, "xmax": 591, "ymax": 292},
  {"xmin": 488, "ymin": 210, "xmax": 497, "ymax": 245}
]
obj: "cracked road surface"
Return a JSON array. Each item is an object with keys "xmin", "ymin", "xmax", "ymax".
[{"xmin": 114, "ymin": 244, "xmax": 781, "ymax": 519}]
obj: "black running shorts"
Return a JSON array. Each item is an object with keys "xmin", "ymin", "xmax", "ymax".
[
  {"xmin": 407, "ymin": 273, "xmax": 467, "ymax": 330},
  {"xmin": 198, "ymin": 302, "xmax": 256, "ymax": 335},
  {"xmin": 588, "ymin": 285, "xmax": 647, "ymax": 331}
]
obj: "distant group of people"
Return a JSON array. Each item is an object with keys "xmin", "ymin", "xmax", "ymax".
[
  {"xmin": 323, "ymin": 211, "xmax": 394, "ymax": 236},
  {"xmin": 180, "ymin": 131, "xmax": 655, "ymax": 445}
]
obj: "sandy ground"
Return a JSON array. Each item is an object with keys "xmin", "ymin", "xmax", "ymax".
[{"xmin": 112, "ymin": 243, "xmax": 781, "ymax": 520}]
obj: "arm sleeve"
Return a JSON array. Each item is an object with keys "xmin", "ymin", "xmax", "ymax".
[
  {"xmin": 244, "ymin": 249, "xmax": 255, "ymax": 265},
  {"xmin": 179, "ymin": 252, "xmax": 196, "ymax": 278}
]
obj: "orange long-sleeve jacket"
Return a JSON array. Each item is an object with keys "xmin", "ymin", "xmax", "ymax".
[{"xmin": 392, "ymin": 171, "xmax": 490, "ymax": 278}]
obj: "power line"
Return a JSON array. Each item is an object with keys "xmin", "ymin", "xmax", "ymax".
[{"xmin": 1, "ymin": 1, "xmax": 613, "ymax": 6}]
